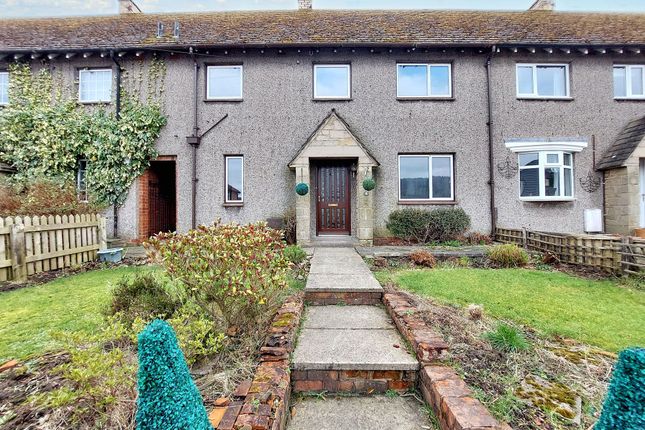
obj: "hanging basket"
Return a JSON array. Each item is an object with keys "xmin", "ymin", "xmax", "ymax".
[
  {"xmin": 362, "ymin": 177, "xmax": 376, "ymax": 191},
  {"xmin": 295, "ymin": 182, "xmax": 309, "ymax": 196}
]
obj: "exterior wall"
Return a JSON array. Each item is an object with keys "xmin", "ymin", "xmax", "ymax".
[{"xmin": 3, "ymin": 49, "xmax": 645, "ymax": 240}]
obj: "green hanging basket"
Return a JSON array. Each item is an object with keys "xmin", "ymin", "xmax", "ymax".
[
  {"xmin": 362, "ymin": 177, "xmax": 376, "ymax": 191},
  {"xmin": 295, "ymin": 182, "xmax": 309, "ymax": 196}
]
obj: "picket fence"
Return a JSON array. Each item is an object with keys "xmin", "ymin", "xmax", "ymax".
[
  {"xmin": 495, "ymin": 227, "xmax": 645, "ymax": 275},
  {"xmin": 0, "ymin": 214, "xmax": 107, "ymax": 282}
]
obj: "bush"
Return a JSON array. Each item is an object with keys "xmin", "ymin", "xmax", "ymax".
[
  {"xmin": 284, "ymin": 244, "xmax": 307, "ymax": 265},
  {"xmin": 459, "ymin": 232, "xmax": 494, "ymax": 245},
  {"xmin": 136, "ymin": 320, "xmax": 212, "ymax": 430},
  {"xmin": 282, "ymin": 208, "xmax": 297, "ymax": 244},
  {"xmin": 0, "ymin": 176, "xmax": 103, "ymax": 217},
  {"xmin": 484, "ymin": 323, "xmax": 530, "ymax": 352},
  {"xmin": 487, "ymin": 244, "xmax": 529, "ymax": 268},
  {"xmin": 596, "ymin": 348, "xmax": 645, "ymax": 430},
  {"xmin": 107, "ymin": 273, "xmax": 181, "ymax": 324},
  {"xmin": 386, "ymin": 208, "xmax": 470, "ymax": 243},
  {"xmin": 145, "ymin": 221, "xmax": 290, "ymax": 332},
  {"xmin": 410, "ymin": 250, "xmax": 436, "ymax": 268},
  {"xmin": 167, "ymin": 306, "xmax": 226, "ymax": 365}
]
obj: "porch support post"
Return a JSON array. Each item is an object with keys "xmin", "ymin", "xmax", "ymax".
[
  {"xmin": 356, "ymin": 164, "xmax": 374, "ymax": 246},
  {"xmin": 294, "ymin": 163, "xmax": 311, "ymax": 246}
]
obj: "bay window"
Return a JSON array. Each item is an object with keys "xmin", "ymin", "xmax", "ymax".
[
  {"xmin": 398, "ymin": 154, "xmax": 454, "ymax": 202},
  {"xmin": 519, "ymin": 151, "xmax": 573, "ymax": 200}
]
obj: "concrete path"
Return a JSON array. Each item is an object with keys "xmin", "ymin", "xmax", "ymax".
[
  {"xmin": 288, "ymin": 396, "xmax": 430, "ymax": 430},
  {"xmin": 288, "ymin": 247, "xmax": 428, "ymax": 429}
]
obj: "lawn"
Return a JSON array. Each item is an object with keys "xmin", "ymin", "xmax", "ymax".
[
  {"xmin": 0, "ymin": 267, "xmax": 151, "ymax": 361},
  {"xmin": 379, "ymin": 268, "xmax": 645, "ymax": 352}
]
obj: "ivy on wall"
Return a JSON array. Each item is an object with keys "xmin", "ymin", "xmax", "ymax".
[{"xmin": 0, "ymin": 59, "xmax": 167, "ymax": 207}]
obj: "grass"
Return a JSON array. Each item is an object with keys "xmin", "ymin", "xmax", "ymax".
[
  {"xmin": 484, "ymin": 323, "xmax": 530, "ymax": 352},
  {"xmin": 0, "ymin": 267, "xmax": 152, "ymax": 361},
  {"xmin": 381, "ymin": 268, "xmax": 645, "ymax": 352}
]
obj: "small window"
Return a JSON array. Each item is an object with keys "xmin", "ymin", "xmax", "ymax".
[
  {"xmin": 397, "ymin": 64, "xmax": 452, "ymax": 98},
  {"xmin": 613, "ymin": 65, "xmax": 645, "ymax": 99},
  {"xmin": 78, "ymin": 69, "xmax": 112, "ymax": 103},
  {"xmin": 225, "ymin": 156, "xmax": 244, "ymax": 203},
  {"xmin": 0, "ymin": 72, "xmax": 9, "ymax": 105},
  {"xmin": 516, "ymin": 64, "xmax": 569, "ymax": 98},
  {"xmin": 207, "ymin": 65, "xmax": 243, "ymax": 100},
  {"xmin": 77, "ymin": 159, "xmax": 88, "ymax": 202},
  {"xmin": 518, "ymin": 151, "xmax": 574, "ymax": 200},
  {"xmin": 313, "ymin": 64, "xmax": 351, "ymax": 99},
  {"xmin": 398, "ymin": 154, "xmax": 454, "ymax": 201}
]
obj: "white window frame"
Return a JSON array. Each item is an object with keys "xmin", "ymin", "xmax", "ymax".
[
  {"xmin": 516, "ymin": 63, "xmax": 570, "ymax": 99},
  {"xmin": 0, "ymin": 71, "xmax": 9, "ymax": 105},
  {"xmin": 77, "ymin": 159, "xmax": 88, "ymax": 202},
  {"xmin": 518, "ymin": 151, "xmax": 574, "ymax": 201},
  {"xmin": 78, "ymin": 68, "xmax": 113, "ymax": 103},
  {"xmin": 396, "ymin": 63, "xmax": 452, "ymax": 98},
  {"xmin": 613, "ymin": 64, "xmax": 645, "ymax": 100},
  {"xmin": 398, "ymin": 154, "xmax": 454, "ymax": 202},
  {"xmin": 225, "ymin": 155, "xmax": 244, "ymax": 204},
  {"xmin": 206, "ymin": 65, "xmax": 244, "ymax": 100},
  {"xmin": 313, "ymin": 64, "xmax": 351, "ymax": 100}
]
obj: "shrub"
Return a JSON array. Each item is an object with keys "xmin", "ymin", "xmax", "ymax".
[
  {"xmin": 145, "ymin": 221, "xmax": 290, "ymax": 331},
  {"xmin": 136, "ymin": 320, "xmax": 212, "ymax": 430},
  {"xmin": 282, "ymin": 208, "xmax": 297, "ymax": 245},
  {"xmin": 386, "ymin": 208, "xmax": 470, "ymax": 243},
  {"xmin": 167, "ymin": 306, "xmax": 226, "ymax": 366},
  {"xmin": 410, "ymin": 250, "xmax": 436, "ymax": 268},
  {"xmin": 596, "ymin": 348, "xmax": 645, "ymax": 430},
  {"xmin": 487, "ymin": 244, "xmax": 529, "ymax": 268},
  {"xmin": 484, "ymin": 323, "xmax": 530, "ymax": 352},
  {"xmin": 107, "ymin": 273, "xmax": 181, "ymax": 324},
  {"xmin": 284, "ymin": 244, "xmax": 307, "ymax": 265},
  {"xmin": 459, "ymin": 232, "xmax": 494, "ymax": 245}
]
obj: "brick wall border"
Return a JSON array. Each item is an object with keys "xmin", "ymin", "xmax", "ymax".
[
  {"xmin": 304, "ymin": 291, "xmax": 382, "ymax": 305},
  {"xmin": 211, "ymin": 294, "xmax": 304, "ymax": 430},
  {"xmin": 292, "ymin": 369, "xmax": 416, "ymax": 394},
  {"xmin": 382, "ymin": 288, "xmax": 511, "ymax": 430}
]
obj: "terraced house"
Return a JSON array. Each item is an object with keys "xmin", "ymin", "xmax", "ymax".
[{"xmin": 1, "ymin": 0, "xmax": 644, "ymax": 245}]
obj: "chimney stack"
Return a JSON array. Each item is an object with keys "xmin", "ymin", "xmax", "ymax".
[
  {"xmin": 298, "ymin": 0, "xmax": 312, "ymax": 10},
  {"xmin": 529, "ymin": 0, "xmax": 555, "ymax": 11},
  {"xmin": 119, "ymin": 0, "xmax": 142, "ymax": 14}
]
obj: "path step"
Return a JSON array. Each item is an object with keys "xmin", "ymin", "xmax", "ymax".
[{"xmin": 291, "ymin": 306, "xmax": 418, "ymax": 394}]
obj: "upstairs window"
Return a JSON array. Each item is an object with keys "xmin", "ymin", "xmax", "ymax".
[
  {"xmin": 398, "ymin": 154, "xmax": 454, "ymax": 202},
  {"xmin": 207, "ymin": 65, "xmax": 243, "ymax": 100},
  {"xmin": 519, "ymin": 151, "xmax": 573, "ymax": 200},
  {"xmin": 0, "ymin": 72, "xmax": 8, "ymax": 105},
  {"xmin": 313, "ymin": 64, "xmax": 351, "ymax": 99},
  {"xmin": 77, "ymin": 159, "xmax": 88, "ymax": 202},
  {"xmin": 397, "ymin": 64, "xmax": 452, "ymax": 98},
  {"xmin": 613, "ymin": 65, "xmax": 645, "ymax": 99},
  {"xmin": 225, "ymin": 156, "xmax": 244, "ymax": 204},
  {"xmin": 79, "ymin": 69, "xmax": 112, "ymax": 103},
  {"xmin": 516, "ymin": 64, "xmax": 570, "ymax": 99}
]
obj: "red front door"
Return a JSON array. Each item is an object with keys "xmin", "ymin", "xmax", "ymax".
[{"xmin": 316, "ymin": 163, "xmax": 351, "ymax": 235}]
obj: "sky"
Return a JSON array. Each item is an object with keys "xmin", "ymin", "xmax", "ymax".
[{"xmin": 1, "ymin": 0, "xmax": 644, "ymax": 18}]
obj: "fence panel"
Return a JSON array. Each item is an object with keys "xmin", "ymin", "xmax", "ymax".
[{"xmin": 0, "ymin": 214, "xmax": 106, "ymax": 282}]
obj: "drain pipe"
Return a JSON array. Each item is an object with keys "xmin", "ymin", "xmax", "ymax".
[
  {"xmin": 187, "ymin": 48, "xmax": 201, "ymax": 229},
  {"xmin": 110, "ymin": 51, "xmax": 123, "ymax": 237},
  {"xmin": 485, "ymin": 45, "xmax": 497, "ymax": 236}
]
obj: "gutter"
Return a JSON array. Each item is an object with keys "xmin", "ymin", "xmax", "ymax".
[
  {"xmin": 485, "ymin": 45, "xmax": 497, "ymax": 235},
  {"xmin": 110, "ymin": 51, "xmax": 123, "ymax": 237}
]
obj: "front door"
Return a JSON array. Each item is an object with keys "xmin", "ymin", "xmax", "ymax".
[
  {"xmin": 316, "ymin": 162, "xmax": 351, "ymax": 235},
  {"xmin": 640, "ymin": 158, "xmax": 645, "ymax": 228}
]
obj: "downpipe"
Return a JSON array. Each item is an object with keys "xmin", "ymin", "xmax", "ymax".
[
  {"xmin": 110, "ymin": 51, "xmax": 123, "ymax": 238},
  {"xmin": 485, "ymin": 45, "xmax": 497, "ymax": 236}
]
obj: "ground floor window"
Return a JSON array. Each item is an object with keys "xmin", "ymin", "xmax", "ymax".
[
  {"xmin": 519, "ymin": 151, "xmax": 573, "ymax": 200},
  {"xmin": 76, "ymin": 159, "xmax": 88, "ymax": 202},
  {"xmin": 398, "ymin": 154, "xmax": 454, "ymax": 201},
  {"xmin": 225, "ymin": 155, "xmax": 244, "ymax": 203}
]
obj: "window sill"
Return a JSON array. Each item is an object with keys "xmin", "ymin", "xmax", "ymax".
[
  {"xmin": 516, "ymin": 96, "xmax": 573, "ymax": 101},
  {"xmin": 397, "ymin": 97, "xmax": 454, "ymax": 102},
  {"xmin": 78, "ymin": 101, "xmax": 111, "ymax": 105},
  {"xmin": 312, "ymin": 98, "xmax": 353, "ymax": 102},
  {"xmin": 204, "ymin": 98, "xmax": 243, "ymax": 103},
  {"xmin": 223, "ymin": 202, "xmax": 244, "ymax": 207},
  {"xmin": 398, "ymin": 200, "xmax": 456, "ymax": 205},
  {"xmin": 614, "ymin": 97, "xmax": 645, "ymax": 101},
  {"xmin": 520, "ymin": 197, "xmax": 575, "ymax": 202}
]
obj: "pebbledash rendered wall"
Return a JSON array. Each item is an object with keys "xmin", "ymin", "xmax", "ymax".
[{"xmin": 4, "ymin": 49, "xmax": 643, "ymax": 241}]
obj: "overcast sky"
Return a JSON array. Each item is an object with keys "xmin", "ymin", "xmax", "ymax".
[{"xmin": 2, "ymin": 0, "xmax": 644, "ymax": 18}]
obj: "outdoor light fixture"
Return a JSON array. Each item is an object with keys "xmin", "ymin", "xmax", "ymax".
[{"xmin": 350, "ymin": 164, "xmax": 357, "ymax": 178}]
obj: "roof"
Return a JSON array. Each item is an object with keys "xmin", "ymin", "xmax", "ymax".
[
  {"xmin": 596, "ymin": 115, "xmax": 645, "ymax": 170},
  {"xmin": 1, "ymin": 9, "xmax": 644, "ymax": 53}
]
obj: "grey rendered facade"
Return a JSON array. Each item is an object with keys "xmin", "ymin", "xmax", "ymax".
[{"xmin": 1, "ymin": 7, "xmax": 644, "ymax": 244}]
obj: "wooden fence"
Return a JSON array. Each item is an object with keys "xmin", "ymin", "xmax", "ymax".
[
  {"xmin": 495, "ymin": 227, "xmax": 645, "ymax": 274},
  {"xmin": 0, "ymin": 214, "xmax": 107, "ymax": 282}
]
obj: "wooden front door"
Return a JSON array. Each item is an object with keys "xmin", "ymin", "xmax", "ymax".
[
  {"xmin": 316, "ymin": 163, "xmax": 351, "ymax": 235},
  {"xmin": 147, "ymin": 161, "xmax": 176, "ymax": 237}
]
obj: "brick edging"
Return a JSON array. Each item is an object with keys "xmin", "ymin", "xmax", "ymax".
[
  {"xmin": 211, "ymin": 294, "xmax": 304, "ymax": 430},
  {"xmin": 304, "ymin": 291, "xmax": 382, "ymax": 305},
  {"xmin": 382, "ymin": 289, "xmax": 511, "ymax": 430}
]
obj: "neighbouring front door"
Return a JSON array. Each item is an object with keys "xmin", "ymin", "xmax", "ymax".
[
  {"xmin": 640, "ymin": 158, "xmax": 645, "ymax": 228},
  {"xmin": 315, "ymin": 162, "xmax": 351, "ymax": 235}
]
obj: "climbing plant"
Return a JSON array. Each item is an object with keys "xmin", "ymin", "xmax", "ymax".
[{"xmin": 0, "ymin": 60, "xmax": 167, "ymax": 207}]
